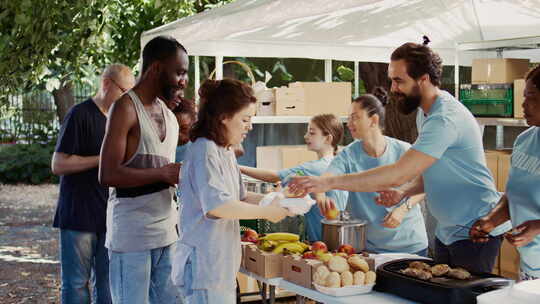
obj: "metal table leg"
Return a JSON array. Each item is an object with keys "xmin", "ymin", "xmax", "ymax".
[
  {"xmin": 269, "ymin": 285, "xmax": 276, "ymax": 304},
  {"xmin": 260, "ymin": 282, "xmax": 268, "ymax": 304}
]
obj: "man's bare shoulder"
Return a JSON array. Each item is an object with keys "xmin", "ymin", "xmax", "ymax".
[{"xmin": 109, "ymin": 94, "xmax": 137, "ymax": 121}]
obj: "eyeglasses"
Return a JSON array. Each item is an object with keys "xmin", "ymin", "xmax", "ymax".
[{"xmin": 108, "ymin": 78, "xmax": 127, "ymax": 93}]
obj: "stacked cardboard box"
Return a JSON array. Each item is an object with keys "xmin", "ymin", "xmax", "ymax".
[
  {"xmin": 255, "ymin": 82, "xmax": 352, "ymax": 117},
  {"xmin": 256, "ymin": 145, "xmax": 318, "ymax": 170},
  {"xmin": 484, "ymin": 150, "xmax": 519, "ymax": 280},
  {"xmin": 514, "ymin": 79, "xmax": 525, "ymax": 119},
  {"xmin": 472, "ymin": 59, "xmax": 530, "ymax": 84}
]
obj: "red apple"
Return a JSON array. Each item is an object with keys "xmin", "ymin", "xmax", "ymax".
[
  {"xmin": 241, "ymin": 229, "xmax": 259, "ymax": 243},
  {"xmin": 302, "ymin": 251, "xmax": 317, "ymax": 259},
  {"xmin": 311, "ymin": 241, "xmax": 328, "ymax": 255},
  {"xmin": 337, "ymin": 244, "xmax": 355, "ymax": 255},
  {"xmin": 325, "ymin": 207, "xmax": 339, "ymax": 220}
]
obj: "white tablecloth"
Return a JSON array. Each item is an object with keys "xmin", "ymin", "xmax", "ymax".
[{"xmin": 279, "ymin": 279, "xmax": 417, "ymax": 304}]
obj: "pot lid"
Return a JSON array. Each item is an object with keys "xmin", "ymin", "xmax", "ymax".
[{"xmin": 321, "ymin": 218, "xmax": 367, "ymax": 226}]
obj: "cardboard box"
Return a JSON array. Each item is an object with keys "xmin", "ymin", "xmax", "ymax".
[
  {"xmin": 485, "ymin": 152, "xmax": 499, "ymax": 184},
  {"xmin": 289, "ymin": 82, "xmax": 351, "ymax": 116},
  {"xmin": 472, "ymin": 58, "xmax": 530, "ymax": 84},
  {"xmin": 499, "ymin": 239, "xmax": 520, "ymax": 280},
  {"xmin": 244, "ymin": 246, "xmax": 283, "ymax": 278},
  {"xmin": 275, "ymin": 87, "xmax": 306, "ymax": 116},
  {"xmin": 237, "ymin": 272, "xmax": 259, "ymax": 294},
  {"xmin": 514, "ymin": 79, "xmax": 525, "ymax": 118},
  {"xmin": 255, "ymin": 88, "xmax": 276, "ymax": 116},
  {"xmin": 497, "ymin": 152, "xmax": 512, "ymax": 191},
  {"xmin": 282, "ymin": 255, "xmax": 323, "ymax": 289},
  {"xmin": 241, "ymin": 242, "xmax": 253, "ymax": 269},
  {"xmin": 282, "ymin": 255, "xmax": 376, "ymax": 289},
  {"xmin": 256, "ymin": 145, "xmax": 318, "ymax": 170},
  {"xmin": 485, "ymin": 150, "xmax": 512, "ymax": 191}
]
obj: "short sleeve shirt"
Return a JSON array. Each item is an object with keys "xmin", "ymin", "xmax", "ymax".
[
  {"xmin": 53, "ymin": 99, "xmax": 108, "ymax": 233},
  {"xmin": 412, "ymin": 91, "xmax": 505, "ymax": 245}
]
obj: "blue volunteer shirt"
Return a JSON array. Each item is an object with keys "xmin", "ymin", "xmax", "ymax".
[
  {"xmin": 278, "ymin": 156, "xmax": 347, "ymax": 242},
  {"xmin": 506, "ymin": 127, "xmax": 540, "ymax": 277},
  {"xmin": 326, "ymin": 138, "xmax": 428, "ymax": 254},
  {"xmin": 412, "ymin": 90, "xmax": 506, "ymax": 245}
]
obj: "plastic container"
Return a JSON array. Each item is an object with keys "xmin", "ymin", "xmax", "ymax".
[{"xmin": 459, "ymin": 84, "xmax": 513, "ymax": 117}]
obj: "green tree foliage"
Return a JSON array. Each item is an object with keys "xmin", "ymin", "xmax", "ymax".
[{"xmin": 0, "ymin": 0, "xmax": 234, "ymax": 121}]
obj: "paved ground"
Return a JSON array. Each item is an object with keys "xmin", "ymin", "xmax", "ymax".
[
  {"xmin": 0, "ymin": 184, "xmax": 60, "ymax": 304},
  {"xmin": 0, "ymin": 184, "xmax": 306, "ymax": 304}
]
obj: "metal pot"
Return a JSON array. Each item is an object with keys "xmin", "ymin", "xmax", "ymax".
[{"xmin": 321, "ymin": 214, "xmax": 367, "ymax": 252}]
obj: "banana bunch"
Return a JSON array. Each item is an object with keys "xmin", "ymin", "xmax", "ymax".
[
  {"xmin": 259, "ymin": 232, "xmax": 300, "ymax": 242},
  {"xmin": 257, "ymin": 233, "xmax": 308, "ymax": 254},
  {"xmin": 271, "ymin": 241, "xmax": 309, "ymax": 254}
]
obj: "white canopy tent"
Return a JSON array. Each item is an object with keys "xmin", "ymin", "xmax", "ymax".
[{"xmin": 142, "ymin": 0, "xmax": 540, "ymax": 97}]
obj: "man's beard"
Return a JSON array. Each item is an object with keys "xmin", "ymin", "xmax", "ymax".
[
  {"xmin": 159, "ymin": 73, "xmax": 181, "ymax": 102},
  {"xmin": 392, "ymin": 85, "xmax": 422, "ymax": 115}
]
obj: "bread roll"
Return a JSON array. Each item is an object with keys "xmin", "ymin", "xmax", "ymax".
[
  {"xmin": 365, "ymin": 271, "xmax": 377, "ymax": 284},
  {"xmin": 409, "ymin": 261, "xmax": 431, "ymax": 271},
  {"xmin": 328, "ymin": 256, "xmax": 350, "ymax": 273},
  {"xmin": 348, "ymin": 254, "xmax": 369, "ymax": 272},
  {"xmin": 447, "ymin": 268, "xmax": 471, "ymax": 280},
  {"xmin": 341, "ymin": 271, "xmax": 353, "ymax": 287},
  {"xmin": 431, "ymin": 264, "xmax": 450, "ymax": 276},
  {"xmin": 313, "ymin": 265, "xmax": 330, "ymax": 286},
  {"xmin": 353, "ymin": 271, "xmax": 365, "ymax": 285},
  {"xmin": 326, "ymin": 272, "xmax": 341, "ymax": 288}
]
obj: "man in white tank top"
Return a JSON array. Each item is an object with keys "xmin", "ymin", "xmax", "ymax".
[{"xmin": 99, "ymin": 36, "xmax": 188, "ymax": 304}]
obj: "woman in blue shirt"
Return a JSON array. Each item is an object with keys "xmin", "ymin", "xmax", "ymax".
[
  {"xmin": 471, "ymin": 66, "xmax": 540, "ymax": 280},
  {"xmin": 240, "ymin": 114, "xmax": 346, "ymax": 241},
  {"xmin": 319, "ymin": 88, "xmax": 428, "ymax": 255}
]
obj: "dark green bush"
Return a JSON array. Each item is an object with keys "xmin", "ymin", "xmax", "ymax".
[{"xmin": 0, "ymin": 140, "xmax": 58, "ymax": 184}]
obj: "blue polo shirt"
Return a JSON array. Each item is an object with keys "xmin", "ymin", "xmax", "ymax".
[
  {"xmin": 326, "ymin": 138, "xmax": 428, "ymax": 254},
  {"xmin": 412, "ymin": 90, "xmax": 507, "ymax": 245},
  {"xmin": 506, "ymin": 127, "xmax": 540, "ymax": 277}
]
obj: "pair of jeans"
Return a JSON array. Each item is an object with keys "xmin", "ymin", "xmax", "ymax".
[
  {"xmin": 59, "ymin": 229, "xmax": 111, "ymax": 304},
  {"xmin": 108, "ymin": 243, "xmax": 178, "ymax": 304},
  {"xmin": 179, "ymin": 260, "xmax": 235, "ymax": 304},
  {"xmin": 434, "ymin": 236, "xmax": 502, "ymax": 273}
]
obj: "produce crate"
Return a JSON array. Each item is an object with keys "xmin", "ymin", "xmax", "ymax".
[{"xmin": 459, "ymin": 84, "xmax": 513, "ymax": 117}]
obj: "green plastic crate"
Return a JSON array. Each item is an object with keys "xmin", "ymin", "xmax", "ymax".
[{"xmin": 460, "ymin": 84, "xmax": 513, "ymax": 117}]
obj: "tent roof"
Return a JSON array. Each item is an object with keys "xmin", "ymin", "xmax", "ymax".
[{"xmin": 142, "ymin": 0, "xmax": 540, "ymax": 65}]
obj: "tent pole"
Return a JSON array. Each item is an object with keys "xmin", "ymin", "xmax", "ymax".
[
  {"xmin": 324, "ymin": 59, "xmax": 332, "ymax": 83},
  {"xmin": 354, "ymin": 61, "xmax": 359, "ymax": 98},
  {"xmin": 216, "ymin": 56, "xmax": 224, "ymax": 80},
  {"xmin": 454, "ymin": 49, "xmax": 459, "ymax": 99},
  {"xmin": 194, "ymin": 56, "xmax": 200, "ymax": 104}
]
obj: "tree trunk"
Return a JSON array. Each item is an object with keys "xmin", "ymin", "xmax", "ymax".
[
  {"xmin": 52, "ymin": 82, "xmax": 75, "ymax": 124},
  {"xmin": 358, "ymin": 62, "xmax": 418, "ymax": 144}
]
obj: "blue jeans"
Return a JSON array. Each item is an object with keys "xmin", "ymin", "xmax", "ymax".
[
  {"xmin": 180, "ymin": 261, "xmax": 235, "ymax": 304},
  {"xmin": 108, "ymin": 244, "xmax": 178, "ymax": 304},
  {"xmin": 60, "ymin": 229, "xmax": 111, "ymax": 304},
  {"xmin": 434, "ymin": 236, "xmax": 502, "ymax": 273}
]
